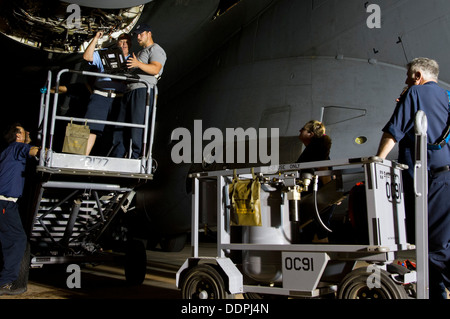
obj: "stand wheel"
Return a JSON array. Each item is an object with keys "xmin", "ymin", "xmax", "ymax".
[
  {"xmin": 124, "ymin": 239, "xmax": 147, "ymax": 285},
  {"xmin": 181, "ymin": 264, "xmax": 230, "ymax": 299},
  {"xmin": 338, "ymin": 267, "xmax": 408, "ymax": 299},
  {"xmin": 15, "ymin": 242, "xmax": 30, "ymax": 292}
]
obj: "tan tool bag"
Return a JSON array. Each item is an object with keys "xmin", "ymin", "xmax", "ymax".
[
  {"xmin": 229, "ymin": 168, "xmax": 262, "ymax": 226},
  {"xmin": 62, "ymin": 120, "xmax": 90, "ymax": 155}
]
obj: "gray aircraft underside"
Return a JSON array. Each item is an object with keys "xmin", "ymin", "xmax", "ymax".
[
  {"xmin": 135, "ymin": 0, "xmax": 450, "ymax": 239},
  {"xmin": 2, "ymin": 0, "xmax": 450, "ymax": 245}
]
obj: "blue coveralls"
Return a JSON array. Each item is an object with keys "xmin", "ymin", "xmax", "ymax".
[
  {"xmin": 84, "ymin": 50, "xmax": 129, "ymax": 135},
  {"xmin": 383, "ymin": 81, "xmax": 450, "ymax": 299},
  {"xmin": 0, "ymin": 142, "xmax": 31, "ymax": 286}
]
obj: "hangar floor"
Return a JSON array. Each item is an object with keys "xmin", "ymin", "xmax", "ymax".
[
  {"xmin": 0, "ymin": 243, "xmax": 447, "ymax": 300},
  {"xmin": 0, "ymin": 243, "xmax": 198, "ymax": 299}
]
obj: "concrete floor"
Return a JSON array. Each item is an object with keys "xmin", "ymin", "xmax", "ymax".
[
  {"xmin": 0, "ymin": 244, "xmax": 194, "ymax": 299},
  {"xmin": 0, "ymin": 243, "xmax": 447, "ymax": 300}
]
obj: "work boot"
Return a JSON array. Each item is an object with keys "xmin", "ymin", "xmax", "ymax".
[{"xmin": 0, "ymin": 282, "xmax": 27, "ymax": 296}]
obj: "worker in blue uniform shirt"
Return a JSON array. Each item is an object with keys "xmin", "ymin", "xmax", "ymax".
[
  {"xmin": 0, "ymin": 124, "xmax": 39, "ymax": 295},
  {"xmin": 376, "ymin": 57, "xmax": 450, "ymax": 299},
  {"xmin": 82, "ymin": 31, "xmax": 132, "ymax": 155}
]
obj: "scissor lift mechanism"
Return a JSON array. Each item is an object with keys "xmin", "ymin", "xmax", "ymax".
[
  {"xmin": 177, "ymin": 157, "xmax": 421, "ymax": 299},
  {"xmin": 26, "ymin": 69, "xmax": 157, "ymax": 281}
]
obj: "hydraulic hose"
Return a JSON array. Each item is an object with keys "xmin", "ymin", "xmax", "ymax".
[{"xmin": 313, "ymin": 175, "xmax": 333, "ymax": 233}]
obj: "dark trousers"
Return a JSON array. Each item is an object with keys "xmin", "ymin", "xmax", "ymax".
[
  {"xmin": 428, "ymin": 170, "xmax": 450, "ymax": 299},
  {"xmin": 0, "ymin": 200, "xmax": 27, "ymax": 285},
  {"xmin": 110, "ymin": 87, "xmax": 154, "ymax": 159},
  {"xmin": 402, "ymin": 173, "xmax": 416, "ymax": 244}
]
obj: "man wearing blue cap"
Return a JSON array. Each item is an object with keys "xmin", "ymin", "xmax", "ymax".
[{"xmin": 111, "ymin": 23, "xmax": 167, "ymax": 159}]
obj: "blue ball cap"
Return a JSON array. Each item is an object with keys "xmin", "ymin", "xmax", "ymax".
[{"xmin": 133, "ymin": 23, "xmax": 152, "ymax": 35}]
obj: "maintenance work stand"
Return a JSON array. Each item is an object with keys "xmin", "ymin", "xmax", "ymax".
[
  {"xmin": 177, "ymin": 111, "xmax": 430, "ymax": 299},
  {"xmin": 18, "ymin": 69, "xmax": 157, "ymax": 285}
]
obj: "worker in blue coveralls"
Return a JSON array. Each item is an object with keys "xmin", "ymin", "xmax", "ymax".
[
  {"xmin": 376, "ymin": 57, "xmax": 450, "ymax": 299},
  {"xmin": 0, "ymin": 124, "xmax": 39, "ymax": 295}
]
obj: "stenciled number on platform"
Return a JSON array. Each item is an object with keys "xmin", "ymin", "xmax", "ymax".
[{"xmin": 83, "ymin": 156, "xmax": 109, "ymax": 167}]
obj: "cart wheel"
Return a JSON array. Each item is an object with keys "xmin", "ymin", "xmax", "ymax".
[
  {"xmin": 181, "ymin": 264, "xmax": 230, "ymax": 299},
  {"xmin": 124, "ymin": 239, "xmax": 147, "ymax": 285},
  {"xmin": 338, "ymin": 267, "xmax": 408, "ymax": 299}
]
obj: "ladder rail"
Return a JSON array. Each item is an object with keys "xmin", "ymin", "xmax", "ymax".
[{"xmin": 38, "ymin": 69, "xmax": 157, "ymax": 175}]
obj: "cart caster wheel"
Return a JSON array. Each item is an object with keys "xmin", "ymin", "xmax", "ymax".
[
  {"xmin": 181, "ymin": 264, "xmax": 231, "ymax": 299},
  {"xmin": 338, "ymin": 267, "xmax": 408, "ymax": 299}
]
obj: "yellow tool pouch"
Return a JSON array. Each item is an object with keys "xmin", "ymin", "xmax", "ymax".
[
  {"xmin": 62, "ymin": 120, "xmax": 90, "ymax": 155},
  {"xmin": 229, "ymin": 168, "xmax": 262, "ymax": 226}
]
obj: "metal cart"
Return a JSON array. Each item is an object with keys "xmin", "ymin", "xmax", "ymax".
[{"xmin": 176, "ymin": 157, "xmax": 418, "ymax": 299}]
